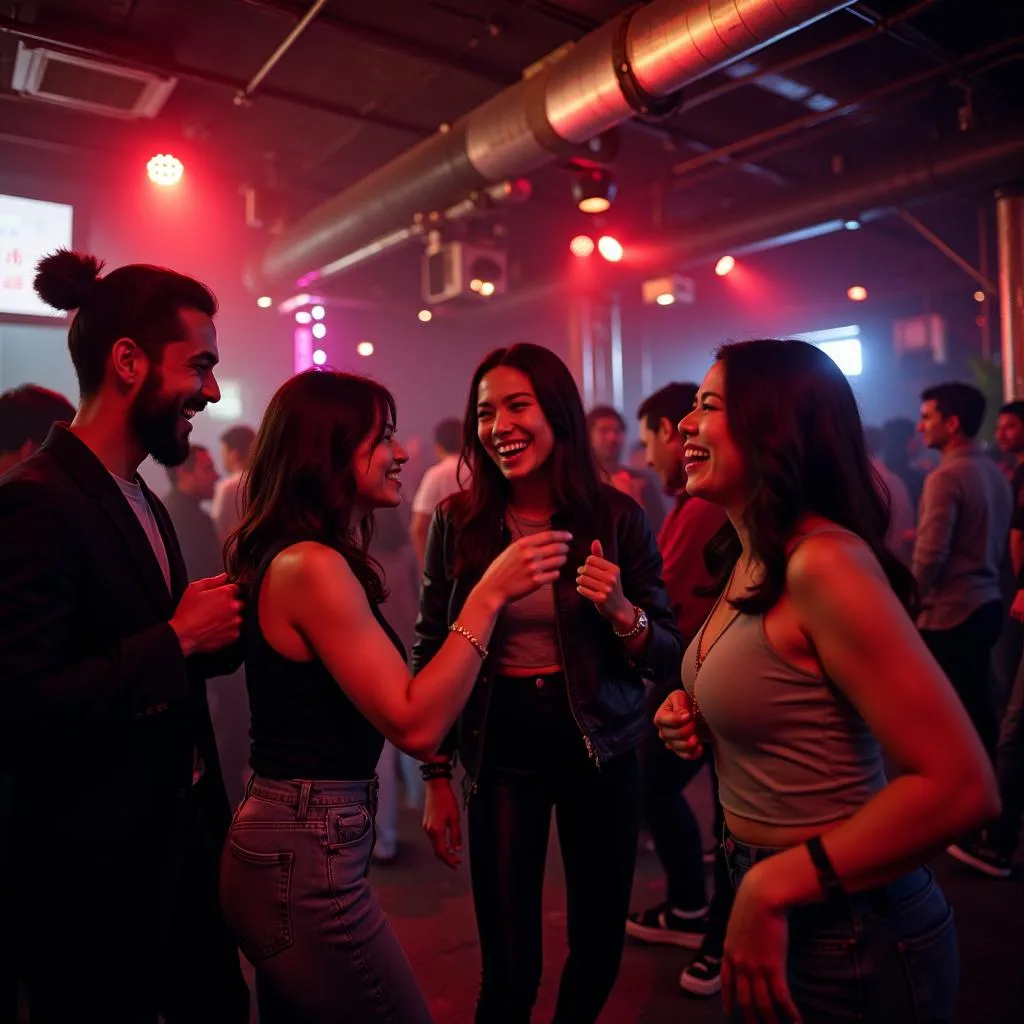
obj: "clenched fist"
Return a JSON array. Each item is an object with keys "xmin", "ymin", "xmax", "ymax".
[{"xmin": 170, "ymin": 573, "xmax": 244, "ymax": 657}]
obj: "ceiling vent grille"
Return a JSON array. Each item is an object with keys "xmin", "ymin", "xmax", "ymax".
[{"xmin": 11, "ymin": 42, "xmax": 177, "ymax": 119}]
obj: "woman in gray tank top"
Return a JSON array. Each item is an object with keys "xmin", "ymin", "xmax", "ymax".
[{"xmin": 654, "ymin": 339, "xmax": 999, "ymax": 1023}]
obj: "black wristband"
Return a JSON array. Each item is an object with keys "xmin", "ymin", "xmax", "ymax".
[
  {"xmin": 419, "ymin": 762, "xmax": 453, "ymax": 782},
  {"xmin": 805, "ymin": 835, "xmax": 844, "ymax": 902}
]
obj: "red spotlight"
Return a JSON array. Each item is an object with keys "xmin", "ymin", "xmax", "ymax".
[
  {"xmin": 570, "ymin": 234, "xmax": 595, "ymax": 258},
  {"xmin": 847, "ymin": 285, "xmax": 868, "ymax": 302},
  {"xmin": 597, "ymin": 235, "xmax": 623, "ymax": 263},
  {"xmin": 715, "ymin": 255, "xmax": 736, "ymax": 277},
  {"xmin": 147, "ymin": 153, "xmax": 183, "ymax": 186}
]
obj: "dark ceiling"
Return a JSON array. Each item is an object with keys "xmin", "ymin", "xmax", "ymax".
[{"xmin": 1, "ymin": 0, "xmax": 1022, "ymax": 304}]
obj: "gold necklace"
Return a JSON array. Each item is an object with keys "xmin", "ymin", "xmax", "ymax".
[{"xmin": 692, "ymin": 566, "xmax": 741, "ymax": 721}]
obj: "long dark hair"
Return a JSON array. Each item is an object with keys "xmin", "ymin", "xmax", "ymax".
[
  {"xmin": 225, "ymin": 370, "xmax": 395, "ymax": 603},
  {"xmin": 704, "ymin": 339, "xmax": 916, "ymax": 613},
  {"xmin": 450, "ymin": 343, "xmax": 601, "ymax": 576}
]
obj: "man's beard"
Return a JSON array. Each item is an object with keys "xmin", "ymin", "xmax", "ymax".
[{"xmin": 131, "ymin": 370, "xmax": 191, "ymax": 468}]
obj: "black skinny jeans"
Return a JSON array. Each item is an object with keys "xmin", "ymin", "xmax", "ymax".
[{"xmin": 468, "ymin": 674, "xmax": 640, "ymax": 1024}]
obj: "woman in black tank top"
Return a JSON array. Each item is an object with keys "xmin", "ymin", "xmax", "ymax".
[
  {"xmin": 217, "ymin": 369, "xmax": 572, "ymax": 1023},
  {"xmin": 655, "ymin": 339, "xmax": 999, "ymax": 1023}
]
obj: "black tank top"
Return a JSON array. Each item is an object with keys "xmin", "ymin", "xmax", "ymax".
[{"xmin": 244, "ymin": 538, "xmax": 403, "ymax": 780}]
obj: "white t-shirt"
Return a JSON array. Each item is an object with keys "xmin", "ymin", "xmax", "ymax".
[
  {"xmin": 412, "ymin": 455, "xmax": 466, "ymax": 514},
  {"xmin": 211, "ymin": 471, "xmax": 244, "ymax": 541}
]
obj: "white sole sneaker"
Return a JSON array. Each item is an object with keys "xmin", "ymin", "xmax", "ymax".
[
  {"xmin": 679, "ymin": 958, "xmax": 722, "ymax": 997},
  {"xmin": 625, "ymin": 918, "xmax": 706, "ymax": 948}
]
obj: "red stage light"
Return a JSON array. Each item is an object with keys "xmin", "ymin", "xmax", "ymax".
[
  {"xmin": 147, "ymin": 153, "xmax": 183, "ymax": 186},
  {"xmin": 597, "ymin": 235, "xmax": 623, "ymax": 263},
  {"xmin": 715, "ymin": 255, "xmax": 736, "ymax": 277},
  {"xmin": 570, "ymin": 234, "xmax": 595, "ymax": 258}
]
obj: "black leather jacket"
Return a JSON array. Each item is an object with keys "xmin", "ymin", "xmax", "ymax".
[{"xmin": 411, "ymin": 485, "xmax": 682, "ymax": 796}]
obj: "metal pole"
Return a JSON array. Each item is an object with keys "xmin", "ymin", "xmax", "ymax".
[
  {"xmin": 236, "ymin": 0, "xmax": 329, "ymax": 104},
  {"xmin": 978, "ymin": 204, "xmax": 992, "ymax": 360},
  {"xmin": 610, "ymin": 293, "xmax": 624, "ymax": 413},
  {"xmin": 996, "ymin": 187, "xmax": 1024, "ymax": 400},
  {"xmin": 897, "ymin": 208, "xmax": 996, "ymax": 294},
  {"xmin": 580, "ymin": 296, "xmax": 595, "ymax": 408}
]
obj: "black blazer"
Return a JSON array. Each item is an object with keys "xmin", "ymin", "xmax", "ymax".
[{"xmin": 0, "ymin": 426, "xmax": 235, "ymax": 868}]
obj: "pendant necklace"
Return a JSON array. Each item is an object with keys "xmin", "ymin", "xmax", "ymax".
[{"xmin": 691, "ymin": 565, "xmax": 741, "ymax": 723}]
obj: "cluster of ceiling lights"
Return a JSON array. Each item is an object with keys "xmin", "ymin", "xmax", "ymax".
[{"xmin": 146, "ymin": 153, "xmax": 184, "ymax": 187}]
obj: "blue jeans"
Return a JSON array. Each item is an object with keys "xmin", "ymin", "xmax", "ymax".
[
  {"xmin": 220, "ymin": 775, "xmax": 433, "ymax": 1023},
  {"xmin": 725, "ymin": 834, "xmax": 958, "ymax": 1023}
]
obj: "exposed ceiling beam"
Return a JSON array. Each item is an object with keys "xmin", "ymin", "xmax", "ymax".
[
  {"xmin": 0, "ymin": 11, "xmax": 432, "ymax": 137},
  {"xmin": 233, "ymin": 0, "xmax": 519, "ymax": 85}
]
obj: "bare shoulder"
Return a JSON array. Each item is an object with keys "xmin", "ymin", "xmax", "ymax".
[
  {"xmin": 266, "ymin": 540, "xmax": 359, "ymax": 594},
  {"xmin": 786, "ymin": 526, "xmax": 885, "ymax": 599}
]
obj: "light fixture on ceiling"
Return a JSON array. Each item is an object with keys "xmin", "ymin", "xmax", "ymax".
[
  {"xmin": 597, "ymin": 235, "xmax": 623, "ymax": 263},
  {"xmin": 312, "ymin": 348, "xmax": 327, "ymax": 366},
  {"xmin": 572, "ymin": 169, "xmax": 616, "ymax": 214},
  {"xmin": 357, "ymin": 341, "xmax": 375, "ymax": 357},
  {"xmin": 570, "ymin": 234, "xmax": 595, "ymax": 258},
  {"xmin": 418, "ymin": 309, "xmax": 433, "ymax": 323},
  {"xmin": 256, "ymin": 295, "xmax": 273, "ymax": 309},
  {"xmin": 715, "ymin": 255, "xmax": 736, "ymax": 277},
  {"xmin": 847, "ymin": 285, "xmax": 868, "ymax": 302},
  {"xmin": 147, "ymin": 153, "xmax": 183, "ymax": 187}
]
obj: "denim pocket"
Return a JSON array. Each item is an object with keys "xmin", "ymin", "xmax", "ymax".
[
  {"xmin": 221, "ymin": 839, "xmax": 295, "ymax": 963},
  {"xmin": 328, "ymin": 805, "xmax": 372, "ymax": 848},
  {"xmin": 897, "ymin": 903, "xmax": 958, "ymax": 1023}
]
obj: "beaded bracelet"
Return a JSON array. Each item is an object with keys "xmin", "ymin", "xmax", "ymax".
[
  {"xmin": 419, "ymin": 762, "xmax": 454, "ymax": 782},
  {"xmin": 450, "ymin": 620, "xmax": 488, "ymax": 660}
]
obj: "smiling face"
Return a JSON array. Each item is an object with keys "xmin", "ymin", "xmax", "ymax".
[
  {"xmin": 352, "ymin": 414, "xmax": 408, "ymax": 511},
  {"xmin": 677, "ymin": 360, "xmax": 747, "ymax": 507},
  {"xmin": 476, "ymin": 366, "xmax": 555, "ymax": 482},
  {"xmin": 129, "ymin": 307, "xmax": 221, "ymax": 467}
]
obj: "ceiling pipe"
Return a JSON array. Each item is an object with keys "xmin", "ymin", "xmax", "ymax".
[{"xmin": 248, "ymin": 0, "xmax": 858, "ymax": 291}]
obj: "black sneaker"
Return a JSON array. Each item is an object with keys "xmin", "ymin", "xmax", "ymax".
[
  {"xmin": 947, "ymin": 841, "xmax": 1012, "ymax": 879},
  {"xmin": 626, "ymin": 902, "xmax": 708, "ymax": 948},
  {"xmin": 680, "ymin": 951, "xmax": 722, "ymax": 997}
]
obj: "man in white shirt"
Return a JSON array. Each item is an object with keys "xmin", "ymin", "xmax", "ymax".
[
  {"xmin": 410, "ymin": 418, "xmax": 466, "ymax": 567},
  {"xmin": 211, "ymin": 424, "xmax": 254, "ymax": 542}
]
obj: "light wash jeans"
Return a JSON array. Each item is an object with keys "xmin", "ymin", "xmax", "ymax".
[{"xmin": 220, "ymin": 775, "xmax": 433, "ymax": 1023}]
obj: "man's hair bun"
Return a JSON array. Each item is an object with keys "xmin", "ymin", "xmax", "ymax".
[{"xmin": 33, "ymin": 249, "xmax": 105, "ymax": 312}]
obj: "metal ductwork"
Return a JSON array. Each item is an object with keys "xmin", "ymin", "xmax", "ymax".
[
  {"xmin": 249, "ymin": 0, "xmax": 856, "ymax": 292},
  {"xmin": 657, "ymin": 118, "xmax": 1024, "ymax": 268}
]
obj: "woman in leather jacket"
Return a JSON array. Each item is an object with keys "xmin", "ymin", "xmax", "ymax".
[{"xmin": 413, "ymin": 344, "xmax": 681, "ymax": 1023}]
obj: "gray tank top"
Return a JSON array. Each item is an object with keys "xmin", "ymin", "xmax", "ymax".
[
  {"xmin": 682, "ymin": 528, "xmax": 886, "ymax": 827},
  {"xmin": 495, "ymin": 510, "xmax": 562, "ymax": 672}
]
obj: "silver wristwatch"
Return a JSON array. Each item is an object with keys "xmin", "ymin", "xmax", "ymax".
[{"xmin": 613, "ymin": 604, "xmax": 648, "ymax": 640}]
